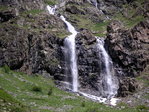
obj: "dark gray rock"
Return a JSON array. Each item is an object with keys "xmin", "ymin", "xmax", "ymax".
[
  {"xmin": 118, "ymin": 77, "xmax": 138, "ymax": 97},
  {"xmin": 76, "ymin": 29, "xmax": 102, "ymax": 96},
  {"xmin": 66, "ymin": 5, "xmax": 85, "ymax": 15},
  {"xmin": 105, "ymin": 20, "xmax": 149, "ymax": 77}
]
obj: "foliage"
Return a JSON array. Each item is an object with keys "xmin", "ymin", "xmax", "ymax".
[
  {"xmin": 48, "ymin": 87, "xmax": 53, "ymax": 96},
  {"xmin": 44, "ymin": 0, "xmax": 57, "ymax": 5},
  {"xmin": 81, "ymin": 101, "xmax": 86, "ymax": 107},
  {"xmin": 32, "ymin": 86, "xmax": 42, "ymax": 92},
  {"xmin": 2, "ymin": 65, "xmax": 11, "ymax": 74}
]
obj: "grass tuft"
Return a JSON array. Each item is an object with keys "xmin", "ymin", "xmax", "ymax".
[{"xmin": 2, "ymin": 65, "xmax": 11, "ymax": 74}]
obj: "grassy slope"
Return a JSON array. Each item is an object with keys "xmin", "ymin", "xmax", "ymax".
[
  {"xmin": 0, "ymin": 89, "xmax": 30, "ymax": 112},
  {"xmin": 0, "ymin": 66, "xmax": 142, "ymax": 112}
]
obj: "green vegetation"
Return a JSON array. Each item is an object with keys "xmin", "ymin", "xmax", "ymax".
[
  {"xmin": 0, "ymin": 66, "xmax": 147, "ymax": 112},
  {"xmin": 44, "ymin": 0, "xmax": 57, "ymax": 5},
  {"xmin": 54, "ymin": 30, "xmax": 70, "ymax": 39},
  {"xmin": 113, "ymin": 0, "xmax": 146, "ymax": 28},
  {"xmin": 2, "ymin": 65, "xmax": 11, "ymax": 74},
  {"xmin": 32, "ymin": 86, "xmax": 42, "ymax": 92},
  {"xmin": 68, "ymin": 14, "xmax": 108, "ymax": 37},
  {"xmin": 136, "ymin": 105, "xmax": 149, "ymax": 112},
  {"xmin": 91, "ymin": 22, "xmax": 109, "ymax": 37},
  {"xmin": 92, "ymin": 22, "xmax": 109, "ymax": 31},
  {"xmin": 47, "ymin": 87, "xmax": 53, "ymax": 96},
  {"xmin": 22, "ymin": 9, "xmax": 43, "ymax": 16},
  {"xmin": 0, "ymin": 5, "xmax": 9, "ymax": 11},
  {"xmin": 113, "ymin": 13, "xmax": 145, "ymax": 28},
  {"xmin": 0, "ymin": 89, "xmax": 30, "ymax": 112}
]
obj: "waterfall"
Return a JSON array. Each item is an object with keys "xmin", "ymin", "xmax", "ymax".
[
  {"xmin": 47, "ymin": 5, "xmax": 78, "ymax": 92},
  {"xmin": 79, "ymin": 38, "xmax": 119, "ymax": 106},
  {"xmin": 47, "ymin": 5, "xmax": 57, "ymax": 15},
  {"xmin": 94, "ymin": 0, "xmax": 98, "ymax": 9},
  {"xmin": 46, "ymin": 4, "xmax": 118, "ymax": 105},
  {"xmin": 96, "ymin": 38, "xmax": 118, "ymax": 98},
  {"xmin": 60, "ymin": 16, "xmax": 78, "ymax": 92}
]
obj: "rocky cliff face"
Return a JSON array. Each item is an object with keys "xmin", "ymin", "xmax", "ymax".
[
  {"xmin": 0, "ymin": 0, "xmax": 148, "ymax": 98},
  {"xmin": 105, "ymin": 20, "xmax": 149, "ymax": 77},
  {"xmin": 0, "ymin": 0, "xmax": 44, "ymax": 11},
  {"xmin": 105, "ymin": 20, "xmax": 149, "ymax": 96},
  {"xmin": 0, "ymin": 0, "xmax": 67, "ymax": 77},
  {"xmin": 76, "ymin": 30, "xmax": 100, "ymax": 96}
]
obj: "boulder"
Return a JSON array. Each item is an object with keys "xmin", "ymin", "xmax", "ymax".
[{"xmin": 118, "ymin": 77, "xmax": 138, "ymax": 97}]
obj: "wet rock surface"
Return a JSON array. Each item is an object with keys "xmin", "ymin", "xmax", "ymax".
[{"xmin": 76, "ymin": 30, "xmax": 99, "ymax": 95}]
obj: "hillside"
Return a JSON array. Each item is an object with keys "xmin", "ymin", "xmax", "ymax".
[
  {"xmin": 0, "ymin": 0, "xmax": 149, "ymax": 111},
  {"xmin": 0, "ymin": 66, "xmax": 149, "ymax": 112}
]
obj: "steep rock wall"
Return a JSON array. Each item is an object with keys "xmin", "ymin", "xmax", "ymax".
[
  {"xmin": 105, "ymin": 20, "xmax": 149, "ymax": 77},
  {"xmin": 105, "ymin": 20, "xmax": 149, "ymax": 96}
]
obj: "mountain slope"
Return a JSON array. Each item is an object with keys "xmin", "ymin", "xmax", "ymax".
[
  {"xmin": 0, "ymin": 0, "xmax": 149, "ymax": 111},
  {"xmin": 1, "ymin": 66, "xmax": 149, "ymax": 112}
]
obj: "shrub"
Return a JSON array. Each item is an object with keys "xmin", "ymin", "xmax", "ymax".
[
  {"xmin": 2, "ymin": 65, "xmax": 11, "ymax": 74},
  {"xmin": 81, "ymin": 101, "xmax": 85, "ymax": 107},
  {"xmin": 32, "ymin": 86, "xmax": 42, "ymax": 92},
  {"xmin": 48, "ymin": 87, "xmax": 53, "ymax": 96}
]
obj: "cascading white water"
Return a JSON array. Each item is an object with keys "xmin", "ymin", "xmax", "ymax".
[
  {"xmin": 60, "ymin": 16, "xmax": 78, "ymax": 92},
  {"xmin": 46, "ymin": 4, "xmax": 118, "ymax": 105},
  {"xmin": 47, "ymin": 5, "xmax": 57, "ymax": 15},
  {"xmin": 47, "ymin": 5, "xmax": 78, "ymax": 92},
  {"xmin": 96, "ymin": 38, "xmax": 118, "ymax": 98},
  {"xmin": 94, "ymin": 0, "xmax": 98, "ymax": 8},
  {"xmin": 47, "ymin": 4, "xmax": 78, "ymax": 92},
  {"xmin": 79, "ymin": 38, "xmax": 119, "ymax": 106},
  {"xmin": 79, "ymin": 92, "xmax": 118, "ymax": 106}
]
